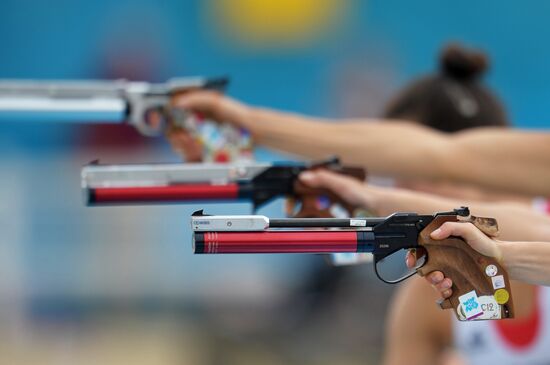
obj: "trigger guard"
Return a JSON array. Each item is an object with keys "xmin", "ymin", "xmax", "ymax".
[
  {"xmin": 134, "ymin": 122, "xmax": 163, "ymax": 137},
  {"xmin": 129, "ymin": 108, "xmax": 165, "ymax": 137}
]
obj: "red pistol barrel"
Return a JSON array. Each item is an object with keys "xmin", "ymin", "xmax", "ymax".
[
  {"xmin": 193, "ymin": 230, "xmax": 365, "ymax": 254},
  {"xmin": 89, "ymin": 183, "xmax": 240, "ymax": 204}
]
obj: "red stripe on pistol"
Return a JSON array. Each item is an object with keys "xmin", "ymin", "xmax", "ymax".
[
  {"xmin": 198, "ymin": 231, "xmax": 358, "ymax": 253},
  {"xmin": 91, "ymin": 183, "xmax": 240, "ymax": 203}
]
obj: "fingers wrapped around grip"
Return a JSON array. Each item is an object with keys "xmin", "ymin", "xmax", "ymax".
[{"xmin": 416, "ymin": 216, "xmax": 514, "ymax": 320}]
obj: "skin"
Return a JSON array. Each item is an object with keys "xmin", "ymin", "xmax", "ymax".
[
  {"xmin": 297, "ymin": 170, "xmax": 546, "ymax": 364},
  {"xmin": 429, "ymin": 222, "xmax": 550, "ymax": 293},
  {"xmin": 297, "ymin": 170, "xmax": 550, "ymax": 293},
  {"xmin": 397, "ymin": 179, "xmax": 531, "ymax": 205},
  {"xmin": 298, "ymin": 170, "xmax": 550, "ymax": 243},
  {"xmin": 167, "ymin": 90, "xmax": 550, "ymax": 365},
  {"xmin": 170, "ymin": 91, "xmax": 550, "ymax": 196},
  {"xmin": 166, "ymin": 91, "xmax": 550, "ymax": 364}
]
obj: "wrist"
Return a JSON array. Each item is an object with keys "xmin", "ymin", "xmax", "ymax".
[
  {"xmin": 496, "ymin": 240, "xmax": 513, "ymax": 269},
  {"xmin": 240, "ymin": 105, "xmax": 261, "ymax": 139}
]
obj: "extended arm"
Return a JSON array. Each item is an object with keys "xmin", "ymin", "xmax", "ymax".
[
  {"xmin": 299, "ymin": 170, "xmax": 550, "ymax": 289},
  {"xmin": 299, "ymin": 170, "xmax": 550, "ymax": 242},
  {"xmin": 171, "ymin": 91, "xmax": 550, "ymax": 196}
]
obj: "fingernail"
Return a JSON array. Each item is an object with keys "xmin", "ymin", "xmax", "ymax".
[
  {"xmin": 430, "ymin": 228, "xmax": 441, "ymax": 238},
  {"xmin": 430, "ymin": 273, "xmax": 442, "ymax": 284},
  {"xmin": 441, "ymin": 280, "xmax": 451, "ymax": 289}
]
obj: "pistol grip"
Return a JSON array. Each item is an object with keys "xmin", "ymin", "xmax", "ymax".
[
  {"xmin": 291, "ymin": 182, "xmax": 356, "ymax": 218},
  {"xmin": 294, "ymin": 192, "xmax": 333, "ymax": 218},
  {"xmin": 416, "ymin": 216, "xmax": 514, "ymax": 321}
]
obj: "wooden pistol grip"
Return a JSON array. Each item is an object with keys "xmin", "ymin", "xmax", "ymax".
[
  {"xmin": 416, "ymin": 216, "xmax": 514, "ymax": 321},
  {"xmin": 336, "ymin": 166, "xmax": 367, "ymax": 181}
]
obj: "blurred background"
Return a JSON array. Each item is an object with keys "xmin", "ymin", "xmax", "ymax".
[{"xmin": 1, "ymin": 0, "xmax": 549, "ymax": 364}]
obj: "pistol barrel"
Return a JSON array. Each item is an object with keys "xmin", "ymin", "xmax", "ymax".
[
  {"xmin": 88, "ymin": 183, "xmax": 242, "ymax": 204},
  {"xmin": 193, "ymin": 230, "xmax": 375, "ymax": 254}
]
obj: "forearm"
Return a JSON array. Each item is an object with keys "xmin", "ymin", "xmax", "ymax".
[
  {"xmin": 246, "ymin": 107, "xmax": 550, "ymax": 196},
  {"xmin": 501, "ymin": 241, "xmax": 550, "ymax": 286},
  {"xmin": 445, "ymin": 128, "xmax": 550, "ymax": 196},
  {"xmin": 366, "ymin": 186, "xmax": 550, "ymax": 242},
  {"xmin": 246, "ymin": 107, "xmax": 448, "ymax": 179}
]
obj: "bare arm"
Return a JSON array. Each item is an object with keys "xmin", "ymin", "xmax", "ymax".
[
  {"xmin": 248, "ymin": 108, "xmax": 448, "ymax": 181},
  {"xmin": 369, "ymin": 184, "xmax": 550, "ymax": 287},
  {"xmin": 362, "ymin": 185, "xmax": 550, "ymax": 243},
  {"xmin": 171, "ymin": 91, "xmax": 550, "ymax": 196},
  {"xmin": 299, "ymin": 170, "xmax": 550, "ymax": 242},
  {"xmin": 501, "ymin": 241, "xmax": 550, "ymax": 287},
  {"xmin": 249, "ymin": 109, "xmax": 550, "ymax": 196},
  {"xmin": 299, "ymin": 170, "xmax": 550, "ymax": 289},
  {"xmin": 365, "ymin": 183, "xmax": 550, "ymax": 286}
]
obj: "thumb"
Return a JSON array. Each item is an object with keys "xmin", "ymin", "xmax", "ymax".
[
  {"xmin": 299, "ymin": 170, "xmax": 356, "ymax": 190},
  {"xmin": 430, "ymin": 222, "xmax": 480, "ymax": 242},
  {"xmin": 172, "ymin": 90, "xmax": 222, "ymax": 111},
  {"xmin": 430, "ymin": 221, "xmax": 498, "ymax": 258},
  {"xmin": 171, "ymin": 90, "xmax": 251, "ymax": 130},
  {"xmin": 299, "ymin": 170, "xmax": 366, "ymax": 206}
]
